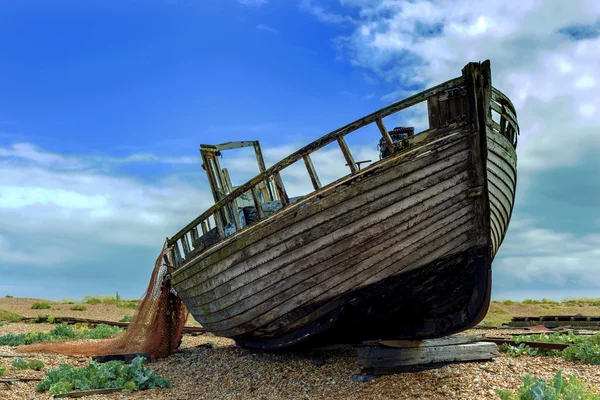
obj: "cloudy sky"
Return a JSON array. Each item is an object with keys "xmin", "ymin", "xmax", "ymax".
[{"xmin": 1, "ymin": 0, "xmax": 599, "ymax": 301}]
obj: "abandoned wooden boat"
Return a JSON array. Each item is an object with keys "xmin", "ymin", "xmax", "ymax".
[{"xmin": 165, "ymin": 60, "xmax": 518, "ymax": 350}]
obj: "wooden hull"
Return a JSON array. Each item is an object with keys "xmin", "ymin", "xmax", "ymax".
[{"xmin": 170, "ymin": 61, "xmax": 518, "ymax": 350}]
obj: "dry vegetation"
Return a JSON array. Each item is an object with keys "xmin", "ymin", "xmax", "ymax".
[
  {"xmin": 1, "ymin": 297, "xmax": 599, "ymax": 399},
  {"xmin": 480, "ymin": 298, "xmax": 600, "ymax": 327}
]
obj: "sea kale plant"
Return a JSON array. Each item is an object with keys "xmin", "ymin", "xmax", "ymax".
[
  {"xmin": 501, "ymin": 332, "xmax": 600, "ymax": 365},
  {"xmin": 36, "ymin": 357, "xmax": 170, "ymax": 395},
  {"xmin": 496, "ymin": 370, "xmax": 600, "ymax": 400}
]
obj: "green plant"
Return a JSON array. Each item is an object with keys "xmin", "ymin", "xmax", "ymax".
[
  {"xmin": 28, "ymin": 359, "xmax": 45, "ymax": 371},
  {"xmin": 70, "ymin": 305, "xmax": 87, "ymax": 311},
  {"xmin": 496, "ymin": 370, "xmax": 600, "ymax": 399},
  {"xmin": 119, "ymin": 315, "xmax": 133, "ymax": 323},
  {"xmin": 36, "ymin": 357, "xmax": 170, "ymax": 395},
  {"xmin": 117, "ymin": 300, "xmax": 139, "ymax": 310},
  {"xmin": 501, "ymin": 332, "xmax": 600, "ymax": 364},
  {"xmin": 12, "ymin": 358, "xmax": 28, "ymax": 370},
  {"xmin": 31, "ymin": 302, "xmax": 52, "ymax": 310},
  {"xmin": 33, "ymin": 314, "xmax": 55, "ymax": 323},
  {"xmin": 84, "ymin": 296, "xmax": 102, "ymax": 305},
  {"xmin": 502, "ymin": 300, "xmax": 514, "ymax": 305},
  {"xmin": 0, "ymin": 310, "xmax": 22, "ymax": 322},
  {"xmin": 0, "ymin": 324, "xmax": 122, "ymax": 346},
  {"xmin": 61, "ymin": 299, "xmax": 75, "ymax": 304},
  {"xmin": 0, "ymin": 365, "xmax": 5, "ymax": 377},
  {"xmin": 522, "ymin": 299, "xmax": 541, "ymax": 304},
  {"xmin": 5, "ymin": 295, "xmax": 13, "ymax": 298}
]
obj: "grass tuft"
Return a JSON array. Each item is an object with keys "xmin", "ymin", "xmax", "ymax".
[
  {"xmin": 0, "ymin": 309, "xmax": 23, "ymax": 323},
  {"xmin": 31, "ymin": 302, "xmax": 52, "ymax": 310}
]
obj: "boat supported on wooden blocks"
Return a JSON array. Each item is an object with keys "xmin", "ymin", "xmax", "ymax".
[{"xmin": 165, "ymin": 60, "xmax": 518, "ymax": 350}]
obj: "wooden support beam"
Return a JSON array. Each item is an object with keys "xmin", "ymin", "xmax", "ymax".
[
  {"xmin": 229, "ymin": 203, "xmax": 242, "ymax": 231},
  {"xmin": 222, "ymin": 168, "xmax": 234, "ymax": 194},
  {"xmin": 376, "ymin": 118, "xmax": 395, "ymax": 155},
  {"xmin": 211, "ymin": 154, "xmax": 227, "ymax": 197},
  {"xmin": 337, "ymin": 136, "xmax": 357, "ymax": 173},
  {"xmin": 303, "ymin": 154, "xmax": 322, "ymax": 190},
  {"xmin": 172, "ymin": 245, "xmax": 183, "ymax": 268},
  {"xmin": 251, "ymin": 186, "xmax": 265, "ymax": 220},
  {"xmin": 201, "ymin": 220, "xmax": 208, "ymax": 234},
  {"xmin": 253, "ymin": 141, "xmax": 275, "ymax": 201},
  {"xmin": 213, "ymin": 209, "xmax": 225, "ymax": 238},
  {"xmin": 181, "ymin": 234, "xmax": 191, "ymax": 257},
  {"xmin": 191, "ymin": 226, "xmax": 199, "ymax": 242},
  {"xmin": 273, "ymin": 172, "xmax": 289, "ymax": 206}
]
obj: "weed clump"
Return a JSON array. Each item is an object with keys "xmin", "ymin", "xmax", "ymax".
[
  {"xmin": 0, "ymin": 324, "xmax": 122, "ymax": 346},
  {"xmin": 31, "ymin": 302, "xmax": 52, "ymax": 310}
]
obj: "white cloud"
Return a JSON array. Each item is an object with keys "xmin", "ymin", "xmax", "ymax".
[
  {"xmin": 0, "ymin": 138, "xmax": 381, "ymax": 266},
  {"xmin": 495, "ymin": 219, "xmax": 600, "ymax": 288},
  {"xmin": 326, "ymin": 0, "xmax": 600, "ymax": 175},
  {"xmin": 0, "ymin": 144, "xmax": 212, "ymax": 265},
  {"xmin": 256, "ymin": 24, "xmax": 279, "ymax": 34},
  {"xmin": 300, "ymin": 0, "xmax": 356, "ymax": 25}
]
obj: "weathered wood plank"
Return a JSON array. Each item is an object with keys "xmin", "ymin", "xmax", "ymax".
[
  {"xmin": 201, "ymin": 208, "xmax": 474, "ymax": 333},
  {"xmin": 173, "ymin": 126, "xmax": 469, "ymax": 286},
  {"xmin": 191, "ymin": 182, "xmax": 475, "ymax": 319},
  {"xmin": 251, "ymin": 186, "xmax": 265, "ymax": 221},
  {"xmin": 363, "ymin": 334, "xmax": 485, "ymax": 348},
  {"xmin": 181, "ymin": 234, "xmax": 191, "ymax": 257},
  {"xmin": 176, "ymin": 137, "xmax": 471, "ymax": 293},
  {"xmin": 303, "ymin": 154, "xmax": 322, "ymax": 190},
  {"xmin": 229, "ymin": 226, "xmax": 474, "ymax": 338},
  {"xmin": 375, "ymin": 119, "xmax": 395, "ymax": 154},
  {"xmin": 273, "ymin": 172, "xmax": 289, "ymax": 206},
  {"xmin": 358, "ymin": 342, "xmax": 498, "ymax": 368},
  {"xmin": 186, "ymin": 155, "xmax": 472, "ymax": 312},
  {"xmin": 337, "ymin": 137, "xmax": 357, "ymax": 173}
]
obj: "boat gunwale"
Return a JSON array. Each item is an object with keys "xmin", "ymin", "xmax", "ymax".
[
  {"xmin": 170, "ymin": 73, "xmax": 519, "ymax": 280},
  {"xmin": 167, "ymin": 76, "xmax": 465, "ymax": 247},
  {"xmin": 171, "ymin": 123, "xmax": 469, "ymax": 280}
]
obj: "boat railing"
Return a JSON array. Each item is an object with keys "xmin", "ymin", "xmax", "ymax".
[
  {"xmin": 166, "ymin": 76, "xmax": 463, "ymax": 266},
  {"xmin": 490, "ymin": 87, "xmax": 519, "ymax": 148},
  {"xmin": 167, "ymin": 64, "xmax": 518, "ymax": 269}
]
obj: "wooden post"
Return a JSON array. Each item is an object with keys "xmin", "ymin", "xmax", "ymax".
[
  {"xmin": 303, "ymin": 154, "xmax": 322, "ymax": 190},
  {"xmin": 463, "ymin": 60, "xmax": 492, "ymax": 249},
  {"xmin": 172, "ymin": 243, "xmax": 183, "ymax": 268},
  {"xmin": 376, "ymin": 119, "xmax": 395, "ymax": 155},
  {"xmin": 273, "ymin": 172, "xmax": 289, "ymax": 206},
  {"xmin": 181, "ymin": 234, "xmax": 191, "ymax": 257},
  {"xmin": 191, "ymin": 227, "xmax": 199, "ymax": 242},
  {"xmin": 201, "ymin": 220, "xmax": 208, "ymax": 234},
  {"xmin": 337, "ymin": 137, "xmax": 357, "ymax": 173},
  {"xmin": 251, "ymin": 186, "xmax": 265, "ymax": 220},
  {"xmin": 253, "ymin": 141, "xmax": 275, "ymax": 201},
  {"xmin": 222, "ymin": 168, "xmax": 234, "ymax": 194}
]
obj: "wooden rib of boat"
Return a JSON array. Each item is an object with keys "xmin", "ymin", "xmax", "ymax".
[{"xmin": 165, "ymin": 60, "xmax": 518, "ymax": 350}]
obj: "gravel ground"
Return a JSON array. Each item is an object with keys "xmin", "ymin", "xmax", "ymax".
[{"xmin": 1, "ymin": 323, "xmax": 599, "ymax": 400}]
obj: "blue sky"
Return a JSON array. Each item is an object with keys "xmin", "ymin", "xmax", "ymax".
[{"xmin": 1, "ymin": 0, "xmax": 599, "ymax": 301}]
